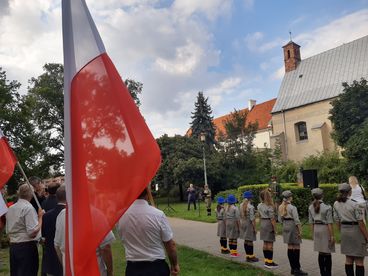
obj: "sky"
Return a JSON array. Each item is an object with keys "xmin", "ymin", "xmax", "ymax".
[{"xmin": 1, "ymin": 0, "xmax": 368, "ymax": 138}]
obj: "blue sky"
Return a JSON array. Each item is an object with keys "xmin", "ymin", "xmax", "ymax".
[{"xmin": 0, "ymin": 0, "xmax": 368, "ymax": 137}]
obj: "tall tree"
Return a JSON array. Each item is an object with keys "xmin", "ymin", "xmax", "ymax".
[
  {"xmin": 221, "ymin": 109, "xmax": 258, "ymax": 153},
  {"xmin": 329, "ymin": 78, "xmax": 368, "ymax": 180},
  {"xmin": 190, "ymin": 92, "xmax": 216, "ymax": 146},
  {"xmin": 329, "ymin": 78, "xmax": 368, "ymax": 147}
]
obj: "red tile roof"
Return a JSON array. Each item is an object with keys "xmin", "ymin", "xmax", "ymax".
[{"xmin": 213, "ymin": 98, "xmax": 276, "ymax": 137}]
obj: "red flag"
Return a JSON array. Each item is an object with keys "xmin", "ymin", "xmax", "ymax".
[
  {"xmin": 0, "ymin": 129, "xmax": 17, "ymax": 189},
  {"xmin": 62, "ymin": 0, "xmax": 161, "ymax": 275}
]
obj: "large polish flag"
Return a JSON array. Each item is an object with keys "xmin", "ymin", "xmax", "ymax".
[
  {"xmin": 62, "ymin": 0, "xmax": 161, "ymax": 275},
  {"xmin": 0, "ymin": 129, "xmax": 17, "ymax": 189}
]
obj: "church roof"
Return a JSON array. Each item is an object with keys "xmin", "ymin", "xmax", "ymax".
[
  {"xmin": 272, "ymin": 35, "xmax": 368, "ymax": 113},
  {"xmin": 213, "ymin": 98, "xmax": 276, "ymax": 136}
]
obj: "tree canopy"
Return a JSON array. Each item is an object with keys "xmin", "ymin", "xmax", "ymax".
[
  {"xmin": 329, "ymin": 78, "xmax": 368, "ymax": 180},
  {"xmin": 190, "ymin": 92, "xmax": 216, "ymax": 146}
]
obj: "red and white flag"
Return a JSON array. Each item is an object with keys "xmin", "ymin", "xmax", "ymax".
[
  {"xmin": 62, "ymin": 1, "xmax": 161, "ymax": 275},
  {"xmin": 0, "ymin": 129, "xmax": 17, "ymax": 189}
]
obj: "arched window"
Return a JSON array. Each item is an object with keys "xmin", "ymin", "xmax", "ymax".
[
  {"xmin": 287, "ymin": 49, "xmax": 291, "ymax": 59},
  {"xmin": 295, "ymin": 121, "xmax": 308, "ymax": 141}
]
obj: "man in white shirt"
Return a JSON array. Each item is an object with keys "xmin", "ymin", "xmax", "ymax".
[
  {"xmin": 117, "ymin": 188, "xmax": 180, "ymax": 276},
  {"xmin": 54, "ymin": 209, "xmax": 115, "ymax": 276},
  {"xmin": 6, "ymin": 184, "xmax": 44, "ymax": 276}
]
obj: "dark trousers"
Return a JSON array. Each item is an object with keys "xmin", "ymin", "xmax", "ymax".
[
  {"xmin": 187, "ymin": 199, "xmax": 196, "ymax": 210},
  {"xmin": 126, "ymin": 259, "xmax": 170, "ymax": 276},
  {"xmin": 10, "ymin": 241, "xmax": 39, "ymax": 276}
]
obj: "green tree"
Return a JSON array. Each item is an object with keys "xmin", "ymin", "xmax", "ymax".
[
  {"xmin": 190, "ymin": 92, "xmax": 216, "ymax": 146},
  {"xmin": 22, "ymin": 63, "xmax": 65, "ymax": 175},
  {"xmin": 329, "ymin": 78, "xmax": 368, "ymax": 147},
  {"xmin": 124, "ymin": 78, "xmax": 143, "ymax": 107},
  {"xmin": 220, "ymin": 109, "xmax": 258, "ymax": 153},
  {"xmin": 343, "ymin": 121, "xmax": 368, "ymax": 180},
  {"xmin": 329, "ymin": 78, "xmax": 368, "ymax": 180}
]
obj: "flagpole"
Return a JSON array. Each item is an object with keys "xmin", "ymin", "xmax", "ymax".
[
  {"xmin": 16, "ymin": 162, "xmax": 42, "ymax": 209},
  {"xmin": 147, "ymin": 185, "xmax": 156, "ymax": 207}
]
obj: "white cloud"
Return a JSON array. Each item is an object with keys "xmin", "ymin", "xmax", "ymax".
[
  {"xmin": 244, "ymin": 32, "xmax": 283, "ymax": 53},
  {"xmin": 270, "ymin": 9, "xmax": 368, "ymax": 80},
  {"xmin": 294, "ymin": 9, "xmax": 368, "ymax": 59},
  {"xmin": 0, "ymin": 0, "xmax": 237, "ymax": 137}
]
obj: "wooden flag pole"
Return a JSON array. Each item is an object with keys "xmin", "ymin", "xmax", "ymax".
[
  {"xmin": 16, "ymin": 161, "xmax": 42, "ymax": 209},
  {"xmin": 147, "ymin": 184, "xmax": 156, "ymax": 208}
]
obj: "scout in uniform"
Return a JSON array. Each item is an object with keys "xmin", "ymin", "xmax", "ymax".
[
  {"xmin": 278, "ymin": 190, "xmax": 308, "ymax": 276},
  {"xmin": 226, "ymin": 194, "xmax": 240, "ymax": 257},
  {"xmin": 239, "ymin": 191, "xmax": 259, "ymax": 262},
  {"xmin": 258, "ymin": 188, "xmax": 278, "ymax": 268},
  {"xmin": 216, "ymin": 196, "xmax": 230, "ymax": 254},
  {"xmin": 203, "ymin": 184, "xmax": 212, "ymax": 216},
  {"xmin": 333, "ymin": 183, "xmax": 368, "ymax": 276},
  {"xmin": 308, "ymin": 188, "xmax": 335, "ymax": 276}
]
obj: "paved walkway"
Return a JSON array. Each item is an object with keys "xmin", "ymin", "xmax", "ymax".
[{"xmin": 168, "ymin": 217, "xmax": 368, "ymax": 276}]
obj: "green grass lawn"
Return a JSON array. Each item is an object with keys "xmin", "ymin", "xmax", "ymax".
[
  {"xmin": 157, "ymin": 201, "xmax": 217, "ymax": 223},
  {"xmin": 0, "ymin": 241, "xmax": 274, "ymax": 276},
  {"xmin": 158, "ymin": 201, "xmax": 342, "ymax": 242}
]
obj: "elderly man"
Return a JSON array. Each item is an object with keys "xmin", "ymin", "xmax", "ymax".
[
  {"xmin": 118, "ymin": 188, "xmax": 180, "ymax": 276},
  {"xmin": 29, "ymin": 176, "xmax": 46, "ymax": 211},
  {"xmin": 6, "ymin": 184, "xmax": 44, "ymax": 276}
]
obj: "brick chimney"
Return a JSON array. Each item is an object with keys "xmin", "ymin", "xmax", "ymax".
[{"xmin": 282, "ymin": 41, "xmax": 301, "ymax": 72}]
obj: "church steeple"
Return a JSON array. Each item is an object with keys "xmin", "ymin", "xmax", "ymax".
[{"xmin": 282, "ymin": 40, "xmax": 301, "ymax": 73}]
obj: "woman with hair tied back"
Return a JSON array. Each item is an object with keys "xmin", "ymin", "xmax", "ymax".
[
  {"xmin": 258, "ymin": 189, "xmax": 278, "ymax": 269},
  {"xmin": 278, "ymin": 190, "xmax": 308, "ymax": 276},
  {"xmin": 333, "ymin": 183, "xmax": 368, "ymax": 276},
  {"xmin": 308, "ymin": 188, "xmax": 335, "ymax": 276},
  {"xmin": 239, "ymin": 191, "xmax": 259, "ymax": 263}
]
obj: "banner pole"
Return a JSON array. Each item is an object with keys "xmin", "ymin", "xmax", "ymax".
[{"xmin": 16, "ymin": 161, "xmax": 42, "ymax": 209}]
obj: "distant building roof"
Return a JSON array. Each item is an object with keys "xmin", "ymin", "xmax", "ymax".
[
  {"xmin": 272, "ymin": 35, "xmax": 368, "ymax": 113},
  {"xmin": 213, "ymin": 98, "xmax": 276, "ymax": 136}
]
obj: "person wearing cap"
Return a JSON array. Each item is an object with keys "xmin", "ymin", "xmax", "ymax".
[
  {"xmin": 333, "ymin": 183, "xmax": 368, "ymax": 276},
  {"xmin": 202, "ymin": 184, "xmax": 212, "ymax": 216},
  {"xmin": 278, "ymin": 190, "xmax": 308, "ymax": 276},
  {"xmin": 216, "ymin": 196, "xmax": 230, "ymax": 254},
  {"xmin": 225, "ymin": 194, "xmax": 240, "ymax": 257},
  {"xmin": 258, "ymin": 188, "xmax": 278, "ymax": 269},
  {"xmin": 239, "ymin": 191, "xmax": 259, "ymax": 262},
  {"xmin": 308, "ymin": 188, "xmax": 335, "ymax": 276}
]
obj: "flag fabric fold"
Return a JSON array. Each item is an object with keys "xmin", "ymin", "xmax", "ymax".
[
  {"xmin": 0, "ymin": 129, "xmax": 17, "ymax": 189},
  {"xmin": 62, "ymin": 1, "xmax": 161, "ymax": 275}
]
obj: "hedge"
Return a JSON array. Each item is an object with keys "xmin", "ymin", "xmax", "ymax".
[{"xmin": 215, "ymin": 183, "xmax": 339, "ymax": 218}]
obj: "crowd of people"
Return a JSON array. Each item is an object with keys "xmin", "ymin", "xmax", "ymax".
[
  {"xmin": 215, "ymin": 176, "xmax": 368, "ymax": 276},
  {"xmin": 3, "ymin": 177, "xmax": 179, "ymax": 276}
]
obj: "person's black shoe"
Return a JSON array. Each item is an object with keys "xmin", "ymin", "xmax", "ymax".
[
  {"xmin": 291, "ymin": 269, "xmax": 295, "ymax": 275},
  {"xmin": 294, "ymin": 269, "xmax": 308, "ymax": 276}
]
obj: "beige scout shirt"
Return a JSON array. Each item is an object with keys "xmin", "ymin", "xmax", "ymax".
[
  {"xmin": 257, "ymin": 203, "xmax": 275, "ymax": 219},
  {"xmin": 278, "ymin": 204, "xmax": 301, "ymax": 225},
  {"xmin": 333, "ymin": 199, "xmax": 363, "ymax": 223},
  {"xmin": 6, "ymin": 199, "xmax": 40, "ymax": 243},
  {"xmin": 308, "ymin": 201, "xmax": 333, "ymax": 224}
]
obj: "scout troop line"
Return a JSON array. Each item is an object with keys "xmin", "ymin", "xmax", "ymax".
[{"xmin": 216, "ymin": 183, "xmax": 368, "ymax": 276}]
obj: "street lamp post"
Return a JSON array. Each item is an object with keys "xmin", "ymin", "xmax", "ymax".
[{"xmin": 200, "ymin": 133, "xmax": 208, "ymax": 187}]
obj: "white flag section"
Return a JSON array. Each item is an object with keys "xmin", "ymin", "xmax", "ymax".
[{"xmin": 0, "ymin": 194, "xmax": 8, "ymax": 217}]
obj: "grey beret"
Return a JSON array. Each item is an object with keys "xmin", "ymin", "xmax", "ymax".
[
  {"xmin": 282, "ymin": 190, "xmax": 293, "ymax": 198},
  {"xmin": 338, "ymin": 183, "xmax": 351, "ymax": 192},
  {"xmin": 311, "ymin": 188, "xmax": 323, "ymax": 196}
]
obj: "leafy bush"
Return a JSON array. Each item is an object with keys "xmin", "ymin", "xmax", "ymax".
[{"xmin": 215, "ymin": 183, "xmax": 339, "ymax": 218}]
